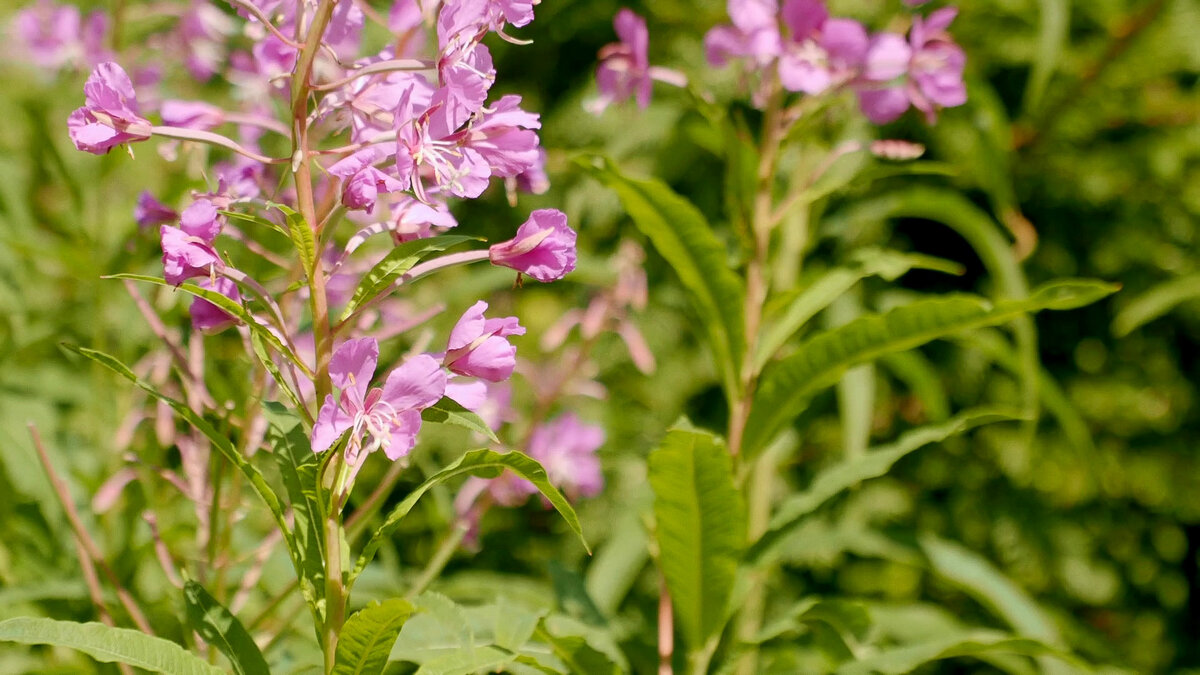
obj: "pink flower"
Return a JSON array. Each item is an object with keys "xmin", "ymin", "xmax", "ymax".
[
  {"xmin": 528, "ymin": 414, "xmax": 605, "ymax": 501},
  {"xmin": 177, "ymin": 0, "xmax": 234, "ymax": 81},
  {"xmin": 444, "ymin": 301, "xmax": 525, "ymax": 382},
  {"xmin": 488, "ymin": 209, "xmax": 576, "ymax": 282},
  {"xmin": 189, "ymin": 276, "xmax": 241, "ymax": 332},
  {"xmin": 12, "ymin": 0, "xmax": 81, "ymax": 70},
  {"xmin": 311, "ymin": 338, "xmax": 447, "ymax": 462},
  {"xmin": 462, "ymin": 95, "xmax": 541, "ymax": 178},
  {"xmin": 594, "ymin": 9, "xmax": 652, "ymax": 109},
  {"xmin": 777, "ymin": 1, "xmax": 870, "ymax": 95},
  {"xmin": 705, "ymin": 0, "xmax": 783, "ymax": 67},
  {"xmin": 67, "ymin": 62, "xmax": 153, "ymax": 154},
  {"xmin": 160, "ymin": 100, "xmax": 225, "ymax": 130},
  {"xmin": 161, "ymin": 226, "xmax": 222, "ymax": 285},
  {"xmin": 395, "ymin": 89, "xmax": 491, "ymax": 200},
  {"xmin": 591, "ymin": 9, "xmax": 687, "ymax": 113},
  {"xmin": 328, "ymin": 147, "xmax": 405, "ymax": 213},
  {"xmin": 161, "ymin": 199, "xmax": 223, "ymax": 285},
  {"xmin": 135, "ymin": 192, "xmax": 178, "ymax": 229},
  {"xmin": 907, "ymin": 7, "xmax": 967, "ymax": 120}
]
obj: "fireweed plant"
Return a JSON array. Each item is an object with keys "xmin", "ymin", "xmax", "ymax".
[
  {"xmin": 0, "ymin": 0, "xmax": 646, "ymax": 674},
  {"xmin": 579, "ymin": 1, "xmax": 1119, "ymax": 674}
]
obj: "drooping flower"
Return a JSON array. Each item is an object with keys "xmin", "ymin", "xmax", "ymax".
[
  {"xmin": 189, "ymin": 276, "xmax": 241, "ymax": 332},
  {"xmin": 311, "ymin": 338, "xmax": 447, "ymax": 462},
  {"xmin": 488, "ymin": 209, "xmax": 576, "ymax": 282},
  {"xmin": 161, "ymin": 199, "xmax": 224, "ymax": 284},
  {"xmin": 328, "ymin": 146, "xmax": 405, "ymax": 213},
  {"xmin": 444, "ymin": 301, "xmax": 525, "ymax": 382},
  {"xmin": 161, "ymin": 226, "xmax": 222, "ymax": 285},
  {"xmin": 67, "ymin": 62, "xmax": 153, "ymax": 154}
]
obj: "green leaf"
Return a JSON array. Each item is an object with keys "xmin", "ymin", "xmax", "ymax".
[
  {"xmin": 0, "ymin": 617, "xmax": 224, "ymax": 675},
  {"xmin": 742, "ymin": 280, "xmax": 1118, "ymax": 456},
  {"xmin": 351, "ymin": 449, "xmax": 587, "ymax": 584},
  {"xmin": 836, "ymin": 632, "xmax": 1068, "ymax": 675},
  {"xmin": 106, "ymin": 273, "xmax": 309, "ymax": 377},
  {"xmin": 532, "ymin": 620, "xmax": 623, "ymax": 675},
  {"xmin": 1111, "ymin": 273, "xmax": 1198, "ymax": 336},
  {"xmin": 220, "ymin": 209, "xmax": 289, "ymax": 240},
  {"xmin": 753, "ymin": 598, "xmax": 871, "ymax": 647},
  {"xmin": 421, "ymin": 396, "xmax": 500, "ymax": 443},
  {"xmin": 389, "ymin": 593, "xmax": 518, "ymax": 675},
  {"xmin": 750, "ymin": 408, "xmax": 1021, "ymax": 564},
  {"xmin": 756, "ymin": 248, "xmax": 963, "ymax": 371},
  {"xmin": 59, "ymin": 345, "xmax": 291, "ymax": 545},
  {"xmin": 582, "ymin": 157, "xmax": 746, "ymax": 400},
  {"xmin": 340, "ymin": 235, "xmax": 476, "ymax": 321},
  {"xmin": 250, "ymin": 330, "xmax": 306, "ymax": 415},
  {"xmin": 262, "ymin": 402, "xmax": 326, "ymax": 614},
  {"xmin": 648, "ymin": 428, "xmax": 744, "ymax": 652},
  {"xmin": 920, "ymin": 536, "xmax": 1060, "ymax": 643},
  {"xmin": 334, "ymin": 598, "xmax": 416, "ymax": 675},
  {"xmin": 280, "ymin": 206, "xmax": 317, "ymax": 280},
  {"xmin": 1024, "ymin": 0, "xmax": 1070, "ymax": 115},
  {"xmin": 183, "ymin": 581, "xmax": 270, "ymax": 675}
]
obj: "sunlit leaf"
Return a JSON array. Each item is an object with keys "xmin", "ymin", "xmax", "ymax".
[
  {"xmin": 0, "ymin": 617, "xmax": 223, "ymax": 675},
  {"xmin": 334, "ymin": 598, "xmax": 416, "ymax": 675},
  {"xmin": 743, "ymin": 280, "xmax": 1117, "ymax": 456}
]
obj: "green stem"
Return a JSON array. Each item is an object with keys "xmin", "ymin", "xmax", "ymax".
[{"xmin": 323, "ymin": 516, "xmax": 346, "ymax": 673}]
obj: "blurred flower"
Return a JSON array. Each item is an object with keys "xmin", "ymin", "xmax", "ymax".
[
  {"xmin": 135, "ymin": 192, "xmax": 178, "ymax": 230},
  {"xmin": 489, "ymin": 209, "xmax": 576, "ymax": 282},
  {"xmin": 590, "ymin": 9, "xmax": 687, "ymax": 113},
  {"xmin": 312, "ymin": 338, "xmax": 447, "ymax": 462},
  {"xmin": 444, "ymin": 301, "xmax": 525, "ymax": 382},
  {"xmin": 161, "ymin": 226, "xmax": 222, "ymax": 285},
  {"xmin": 67, "ymin": 62, "xmax": 153, "ymax": 154}
]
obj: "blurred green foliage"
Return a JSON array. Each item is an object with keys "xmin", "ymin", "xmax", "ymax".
[{"xmin": 1, "ymin": 0, "xmax": 1198, "ymax": 672}]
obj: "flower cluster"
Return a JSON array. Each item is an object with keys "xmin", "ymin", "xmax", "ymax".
[
  {"xmin": 59, "ymin": 0, "xmax": 598, "ymax": 505},
  {"xmin": 701, "ymin": 0, "xmax": 967, "ymax": 122}
]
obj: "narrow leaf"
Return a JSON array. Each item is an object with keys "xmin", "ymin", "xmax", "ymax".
[
  {"xmin": 648, "ymin": 428, "xmax": 744, "ymax": 651},
  {"xmin": 334, "ymin": 599, "xmax": 416, "ymax": 675},
  {"xmin": 1111, "ymin": 273, "xmax": 1200, "ymax": 336},
  {"xmin": 742, "ymin": 280, "xmax": 1118, "ymax": 456},
  {"xmin": 107, "ymin": 273, "xmax": 309, "ymax": 377},
  {"xmin": 756, "ymin": 248, "xmax": 963, "ymax": 371},
  {"xmin": 0, "ymin": 617, "xmax": 223, "ymax": 675},
  {"xmin": 583, "ymin": 157, "xmax": 746, "ymax": 400},
  {"xmin": 836, "ymin": 632, "xmax": 1069, "ymax": 675},
  {"xmin": 340, "ymin": 235, "xmax": 475, "ymax": 321},
  {"xmin": 421, "ymin": 396, "xmax": 500, "ymax": 443},
  {"xmin": 750, "ymin": 409, "xmax": 1020, "ymax": 564},
  {"xmin": 183, "ymin": 581, "xmax": 270, "ymax": 675},
  {"xmin": 352, "ymin": 449, "xmax": 587, "ymax": 583}
]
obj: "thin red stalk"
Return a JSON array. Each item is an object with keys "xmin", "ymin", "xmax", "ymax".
[{"xmin": 29, "ymin": 424, "xmax": 155, "ymax": 635}]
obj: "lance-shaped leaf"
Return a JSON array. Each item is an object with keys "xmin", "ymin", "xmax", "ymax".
[
  {"xmin": 59, "ymin": 345, "xmax": 293, "ymax": 558},
  {"xmin": 750, "ymin": 408, "xmax": 1021, "ymax": 564},
  {"xmin": 275, "ymin": 204, "xmax": 316, "ymax": 280},
  {"xmin": 107, "ymin": 273, "xmax": 310, "ymax": 378},
  {"xmin": 649, "ymin": 428, "xmax": 744, "ymax": 653},
  {"xmin": 340, "ymin": 235, "xmax": 476, "ymax": 320},
  {"xmin": 262, "ymin": 402, "xmax": 326, "ymax": 613},
  {"xmin": 421, "ymin": 396, "xmax": 499, "ymax": 443},
  {"xmin": 351, "ymin": 449, "xmax": 587, "ymax": 584},
  {"xmin": 0, "ymin": 617, "xmax": 224, "ymax": 675},
  {"xmin": 334, "ymin": 599, "xmax": 416, "ymax": 675},
  {"xmin": 756, "ymin": 248, "xmax": 964, "ymax": 372},
  {"xmin": 836, "ymin": 632, "xmax": 1074, "ymax": 675},
  {"xmin": 583, "ymin": 157, "xmax": 746, "ymax": 401},
  {"xmin": 183, "ymin": 581, "xmax": 270, "ymax": 675},
  {"xmin": 742, "ymin": 280, "xmax": 1118, "ymax": 456}
]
